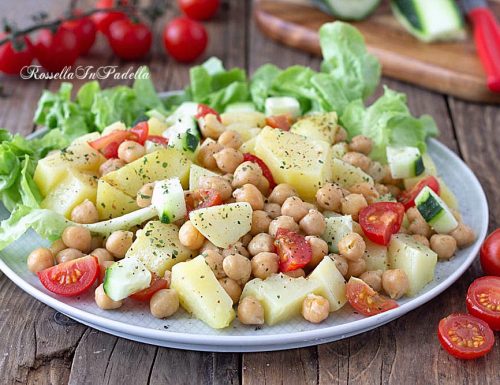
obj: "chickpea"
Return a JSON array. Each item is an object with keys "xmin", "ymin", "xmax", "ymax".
[
  {"xmin": 300, "ymin": 209, "xmax": 326, "ymax": 236},
  {"xmin": 62, "ymin": 226, "xmax": 92, "ymax": 253},
  {"xmin": 70, "ymin": 199, "xmax": 99, "ymax": 224},
  {"xmin": 248, "ymin": 233, "xmax": 275, "ymax": 256},
  {"xmin": 197, "ymin": 140, "xmax": 224, "ymax": 170},
  {"xmin": 99, "ymin": 158, "xmax": 125, "ymax": 176},
  {"xmin": 360, "ymin": 270, "xmax": 383, "ymax": 292},
  {"xmin": 90, "ymin": 248, "xmax": 114, "ymax": 264},
  {"xmin": 199, "ymin": 113, "xmax": 225, "ymax": 139},
  {"xmin": 284, "ymin": 268, "xmax": 306, "ymax": 278},
  {"xmin": 256, "ymin": 176, "xmax": 270, "ymax": 196},
  {"xmin": 268, "ymin": 183, "xmax": 297, "ymax": 205},
  {"xmin": 222, "ymin": 173, "xmax": 234, "ymax": 185},
  {"xmin": 352, "ymin": 221, "xmax": 363, "ymax": 235},
  {"xmin": 430, "ymin": 234, "xmax": 457, "ymax": 260},
  {"xmin": 374, "ymin": 183, "xmax": 389, "ymax": 196},
  {"xmin": 268, "ymin": 215, "xmax": 299, "ymax": 237},
  {"xmin": 412, "ymin": 234, "xmax": 430, "ymax": 248},
  {"xmin": 305, "ymin": 236, "xmax": 328, "ymax": 269},
  {"xmin": 406, "ymin": 207, "xmax": 432, "ymax": 238},
  {"xmin": 240, "ymin": 234, "xmax": 253, "ymax": 247},
  {"xmin": 349, "ymin": 135, "xmax": 372, "ymax": 155},
  {"xmin": 334, "ymin": 126, "xmax": 348, "ymax": 143},
  {"xmin": 303, "ymin": 202, "xmax": 317, "ymax": 211},
  {"xmin": 281, "ymin": 196, "xmax": 308, "ymax": 222},
  {"xmin": 136, "ymin": 182, "xmax": 155, "ymax": 208},
  {"xmin": 382, "ymin": 269, "xmax": 409, "ymax": 299},
  {"xmin": 105, "ymin": 230, "xmax": 133, "ymax": 258},
  {"xmin": 200, "ymin": 239, "xmax": 220, "ymax": 254},
  {"xmin": 90, "ymin": 236, "xmax": 104, "ymax": 251},
  {"xmin": 449, "ymin": 223, "xmax": 476, "ymax": 248},
  {"xmin": 338, "ymin": 233, "xmax": 366, "ymax": 261},
  {"xmin": 219, "ymin": 278, "xmax": 242, "ymax": 304},
  {"xmin": 237, "ymin": 296, "xmax": 264, "ymax": 325},
  {"xmin": 95, "ymin": 283, "xmax": 122, "ymax": 310},
  {"xmin": 348, "ymin": 183, "xmax": 379, "ymax": 204},
  {"xmin": 179, "ymin": 221, "xmax": 205, "ymax": 250},
  {"xmin": 233, "ymin": 184, "xmax": 264, "ymax": 210},
  {"xmin": 198, "ymin": 176, "xmax": 232, "ymax": 201},
  {"xmin": 264, "ymin": 202, "xmax": 281, "ymax": 219},
  {"xmin": 222, "ymin": 242, "xmax": 250, "ymax": 258},
  {"xmin": 203, "ymin": 250, "xmax": 226, "ymax": 279},
  {"xmin": 368, "ymin": 162, "xmax": 386, "ymax": 183},
  {"xmin": 330, "ymin": 254, "xmax": 348, "ymax": 277},
  {"xmin": 302, "ymin": 294, "xmax": 329, "ymax": 323},
  {"xmin": 382, "ymin": 165, "xmax": 400, "ymax": 185},
  {"xmin": 222, "ymin": 254, "xmax": 251, "ymax": 283},
  {"xmin": 387, "ymin": 185, "xmax": 401, "ymax": 197},
  {"xmin": 232, "ymin": 161, "xmax": 262, "ymax": 188},
  {"xmin": 347, "ymin": 258, "xmax": 367, "ymax": 278},
  {"xmin": 49, "ymin": 239, "xmax": 66, "ymax": 256},
  {"xmin": 117, "ymin": 140, "xmax": 145, "ymax": 163},
  {"xmin": 27, "ymin": 248, "xmax": 54, "ymax": 273},
  {"xmin": 251, "ymin": 252, "xmax": 279, "ymax": 279},
  {"xmin": 251, "ymin": 210, "xmax": 272, "ymax": 235},
  {"xmin": 213, "ymin": 148, "xmax": 244, "ymax": 174},
  {"xmin": 218, "ymin": 130, "xmax": 242, "ymax": 149},
  {"xmin": 150, "ymin": 289, "xmax": 179, "ymax": 319},
  {"xmin": 342, "ymin": 152, "xmax": 371, "ymax": 172},
  {"xmin": 341, "ymin": 193, "xmax": 368, "ymax": 221},
  {"xmin": 316, "ymin": 183, "xmax": 343, "ymax": 211},
  {"xmin": 56, "ymin": 248, "xmax": 84, "ymax": 264}
]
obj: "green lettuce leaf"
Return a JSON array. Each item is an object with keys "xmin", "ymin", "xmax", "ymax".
[{"xmin": 249, "ymin": 64, "xmax": 281, "ymax": 111}]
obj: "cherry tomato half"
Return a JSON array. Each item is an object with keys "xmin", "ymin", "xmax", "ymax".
[
  {"xmin": 195, "ymin": 104, "xmax": 221, "ymax": 121},
  {"xmin": 37, "ymin": 256, "xmax": 99, "ymax": 297},
  {"xmin": 0, "ymin": 35, "xmax": 34, "ymax": 75},
  {"xmin": 62, "ymin": 13, "xmax": 97, "ymax": 55},
  {"xmin": 359, "ymin": 202, "xmax": 405, "ymax": 246},
  {"xmin": 178, "ymin": 0, "xmax": 220, "ymax": 21},
  {"xmin": 243, "ymin": 153, "xmax": 277, "ymax": 190},
  {"xmin": 274, "ymin": 228, "xmax": 312, "ymax": 272},
  {"xmin": 163, "ymin": 17, "xmax": 208, "ymax": 63},
  {"xmin": 88, "ymin": 130, "xmax": 138, "ymax": 158},
  {"xmin": 107, "ymin": 18, "xmax": 152, "ymax": 61},
  {"xmin": 437, "ymin": 313, "xmax": 494, "ymax": 360},
  {"xmin": 130, "ymin": 274, "xmax": 169, "ymax": 302},
  {"xmin": 346, "ymin": 277, "xmax": 398, "ymax": 316},
  {"xmin": 147, "ymin": 135, "xmax": 169, "ymax": 145},
  {"xmin": 480, "ymin": 229, "xmax": 500, "ymax": 276},
  {"xmin": 398, "ymin": 176, "xmax": 440, "ymax": 210},
  {"xmin": 265, "ymin": 115, "xmax": 292, "ymax": 131},
  {"xmin": 130, "ymin": 121, "xmax": 149, "ymax": 144},
  {"xmin": 34, "ymin": 26, "xmax": 80, "ymax": 73},
  {"xmin": 92, "ymin": 0, "xmax": 128, "ymax": 36},
  {"xmin": 466, "ymin": 276, "xmax": 500, "ymax": 331},
  {"xmin": 196, "ymin": 189, "xmax": 223, "ymax": 209}
]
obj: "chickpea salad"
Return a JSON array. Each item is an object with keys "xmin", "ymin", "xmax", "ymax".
[{"xmin": 0, "ymin": 22, "xmax": 476, "ymax": 329}]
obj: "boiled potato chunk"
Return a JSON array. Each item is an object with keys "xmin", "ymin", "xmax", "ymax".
[
  {"xmin": 96, "ymin": 179, "xmax": 139, "ymax": 220},
  {"xmin": 33, "ymin": 153, "xmax": 68, "ymax": 196},
  {"xmin": 254, "ymin": 127, "xmax": 332, "ymax": 201},
  {"xmin": 171, "ymin": 255, "xmax": 235, "ymax": 329},
  {"xmin": 225, "ymin": 122, "xmax": 261, "ymax": 142},
  {"xmin": 363, "ymin": 238, "xmax": 389, "ymax": 271},
  {"xmin": 331, "ymin": 158, "xmax": 374, "ymax": 188},
  {"xmin": 102, "ymin": 148, "xmax": 191, "ymax": 197},
  {"xmin": 126, "ymin": 221, "xmax": 193, "ymax": 276},
  {"xmin": 388, "ymin": 234, "xmax": 437, "ymax": 296},
  {"xmin": 189, "ymin": 164, "xmax": 219, "ymax": 191},
  {"xmin": 189, "ymin": 203, "xmax": 252, "ymax": 248},
  {"xmin": 239, "ymin": 137, "xmax": 257, "ymax": 154},
  {"xmin": 291, "ymin": 112, "xmax": 338, "ymax": 144},
  {"xmin": 308, "ymin": 256, "xmax": 347, "ymax": 312},
  {"xmin": 147, "ymin": 117, "xmax": 168, "ymax": 136},
  {"xmin": 220, "ymin": 111, "xmax": 266, "ymax": 128},
  {"xmin": 331, "ymin": 142, "xmax": 348, "ymax": 160}
]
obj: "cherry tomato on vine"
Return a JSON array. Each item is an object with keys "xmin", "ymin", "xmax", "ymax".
[
  {"xmin": 359, "ymin": 202, "xmax": 405, "ymax": 246},
  {"xmin": 480, "ymin": 229, "xmax": 500, "ymax": 276},
  {"xmin": 178, "ymin": 0, "xmax": 220, "ymax": 21},
  {"xmin": 62, "ymin": 13, "xmax": 97, "ymax": 55},
  {"xmin": 0, "ymin": 34, "xmax": 34, "ymax": 75},
  {"xmin": 34, "ymin": 26, "xmax": 80, "ymax": 73},
  {"xmin": 163, "ymin": 17, "xmax": 208, "ymax": 63},
  {"xmin": 107, "ymin": 18, "xmax": 152, "ymax": 60},
  {"xmin": 466, "ymin": 276, "xmax": 500, "ymax": 331},
  {"xmin": 92, "ymin": 0, "xmax": 128, "ymax": 36}
]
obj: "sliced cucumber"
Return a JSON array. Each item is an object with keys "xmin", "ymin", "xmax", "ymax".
[
  {"xmin": 314, "ymin": 0, "xmax": 381, "ymax": 21},
  {"xmin": 322, "ymin": 215, "xmax": 353, "ymax": 253},
  {"xmin": 391, "ymin": 0, "xmax": 465, "ymax": 42},
  {"xmin": 264, "ymin": 96, "xmax": 300, "ymax": 118},
  {"xmin": 387, "ymin": 146, "xmax": 424, "ymax": 179},
  {"xmin": 414, "ymin": 186, "xmax": 458, "ymax": 234},
  {"xmin": 167, "ymin": 115, "xmax": 201, "ymax": 157},
  {"xmin": 224, "ymin": 102, "xmax": 256, "ymax": 113},
  {"xmin": 103, "ymin": 257, "xmax": 152, "ymax": 301},
  {"xmin": 151, "ymin": 178, "xmax": 187, "ymax": 224},
  {"xmin": 165, "ymin": 102, "xmax": 199, "ymax": 126}
]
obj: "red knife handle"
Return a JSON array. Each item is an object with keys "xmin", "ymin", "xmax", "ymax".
[{"xmin": 468, "ymin": 8, "xmax": 500, "ymax": 93}]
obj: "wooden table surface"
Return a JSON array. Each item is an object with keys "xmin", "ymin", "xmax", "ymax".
[{"xmin": 1, "ymin": 1, "xmax": 499, "ymax": 384}]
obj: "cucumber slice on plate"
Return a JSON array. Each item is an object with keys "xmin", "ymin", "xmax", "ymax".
[
  {"xmin": 103, "ymin": 257, "xmax": 152, "ymax": 301},
  {"xmin": 264, "ymin": 97, "xmax": 301, "ymax": 118},
  {"xmin": 224, "ymin": 102, "xmax": 256, "ymax": 113},
  {"xmin": 151, "ymin": 178, "xmax": 187, "ymax": 224},
  {"xmin": 414, "ymin": 186, "xmax": 458, "ymax": 234},
  {"xmin": 167, "ymin": 115, "xmax": 201, "ymax": 157},
  {"xmin": 387, "ymin": 146, "xmax": 424, "ymax": 179},
  {"xmin": 313, "ymin": 0, "xmax": 381, "ymax": 21}
]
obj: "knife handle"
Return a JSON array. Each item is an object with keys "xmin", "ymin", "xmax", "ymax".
[{"xmin": 468, "ymin": 8, "xmax": 500, "ymax": 93}]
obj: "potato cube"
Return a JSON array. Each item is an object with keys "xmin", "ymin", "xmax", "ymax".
[{"xmin": 96, "ymin": 179, "xmax": 139, "ymax": 220}]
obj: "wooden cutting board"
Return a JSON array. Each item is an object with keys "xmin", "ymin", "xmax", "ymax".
[{"xmin": 254, "ymin": 0, "xmax": 500, "ymax": 103}]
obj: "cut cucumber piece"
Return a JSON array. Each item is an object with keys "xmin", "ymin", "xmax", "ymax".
[
  {"xmin": 103, "ymin": 257, "xmax": 152, "ymax": 301},
  {"xmin": 387, "ymin": 146, "xmax": 424, "ymax": 179},
  {"xmin": 224, "ymin": 102, "xmax": 256, "ymax": 113},
  {"xmin": 167, "ymin": 115, "xmax": 201, "ymax": 157},
  {"xmin": 165, "ymin": 102, "xmax": 199, "ymax": 126},
  {"xmin": 403, "ymin": 153, "xmax": 437, "ymax": 190},
  {"xmin": 322, "ymin": 215, "xmax": 353, "ymax": 253},
  {"xmin": 391, "ymin": 0, "xmax": 465, "ymax": 42},
  {"xmin": 414, "ymin": 186, "xmax": 458, "ymax": 234},
  {"xmin": 314, "ymin": 0, "xmax": 381, "ymax": 21},
  {"xmin": 151, "ymin": 178, "xmax": 187, "ymax": 224},
  {"xmin": 264, "ymin": 96, "xmax": 300, "ymax": 118}
]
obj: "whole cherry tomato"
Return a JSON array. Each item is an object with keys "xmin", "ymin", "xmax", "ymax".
[
  {"xmin": 107, "ymin": 18, "xmax": 152, "ymax": 60},
  {"xmin": 92, "ymin": 0, "xmax": 128, "ymax": 36},
  {"xmin": 34, "ymin": 26, "xmax": 80, "ymax": 73},
  {"xmin": 480, "ymin": 229, "xmax": 500, "ymax": 276},
  {"xmin": 0, "ymin": 35, "xmax": 34, "ymax": 75},
  {"xmin": 178, "ymin": 0, "xmax": 220, "ymax": 21},
  {"xmin": 163, "ymin": 17, "xmax": 208, "ymax": 63},
  {"xmin": 62, "ymin": 13, "xmax": 97, "ymax": 55}
]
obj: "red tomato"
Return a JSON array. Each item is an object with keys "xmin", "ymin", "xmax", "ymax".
[
  {"xmin": 359, "ymin": 202, "xmax": 405, "ymax": 246},
  {"xmin": 130, "ymin": 121, "xmax": 149, "ymax": 144},
  {"xmin": 480, "ymin": 229, "xmax": 500, "ymax": 276},
  {"xmin": 92, "ymin": 0, "xmax": 128, "ymax": 35},
  {"xmin": 274, "ymin": 228, "xmax": 312, "ymax": 272},
  {"xmin": 195, "ymin": 104, "xmax": 221, "ymax": 121},
  {"xmin": 101, "ymin": 141, "xmax": 121, "ymax": 158},
  {"xmin": 466, "ymin": 276, "xmax": 500, "ymax": 331},
  {"xmin": 107, "ymin": 19, "xmax": 152, "ymax": 61},
  {"xmin": 163, "ymin": 17, "xmax": 208, "ymax": 63},
  {"xmin": 265, "ymin": 115, "xmax": 292, "ymax": 131},
  {"xmin": 178, "ymin": 0, "xmax": 220, "ymax": 21},
  {"xmin": 437, "ymin": 313, "xmax": 494, "ymax": 359},
  {"xmin": 89, "ymin": 130, "xmax": 137, "ymax": 158},
  {"xmin": 242, "ymin": 153, "xmax": 277, "ymax": 190},
  {"xmin": 196, "ymin": 189, "xmax": 223, "ymax": 209},
  {"xmin": 346, "ymin": 277, "xmax": 399, "ymax": 316},
  {"xmin": 0, "ymin": 35, "xmax": 34, "ymax": 75},
  {"xmin": 147, "ymin": 135, "xmax": 169, "ymax": 145},
  {"xmin": 62, "ymin": 14, "xmax": 97, "ymax": 55},
  {"xmin": 398, "ymin": 176, "xmax": 440, "ymax": 210},
  {"xmin": 130, "ymin": 275, "xmax": 169, "ymax": 302},
  {"xmin": 34, "ymin": 26, "xmax": 80, "ymax": 73},
  {"xmin": 37, "ymin": 256, "xmax": 99, "ymax": 297}
]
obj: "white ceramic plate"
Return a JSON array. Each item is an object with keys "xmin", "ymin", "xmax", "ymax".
[{"xmin": 0, "ymin": 132, "xmax": 488, "ymax": 352}]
